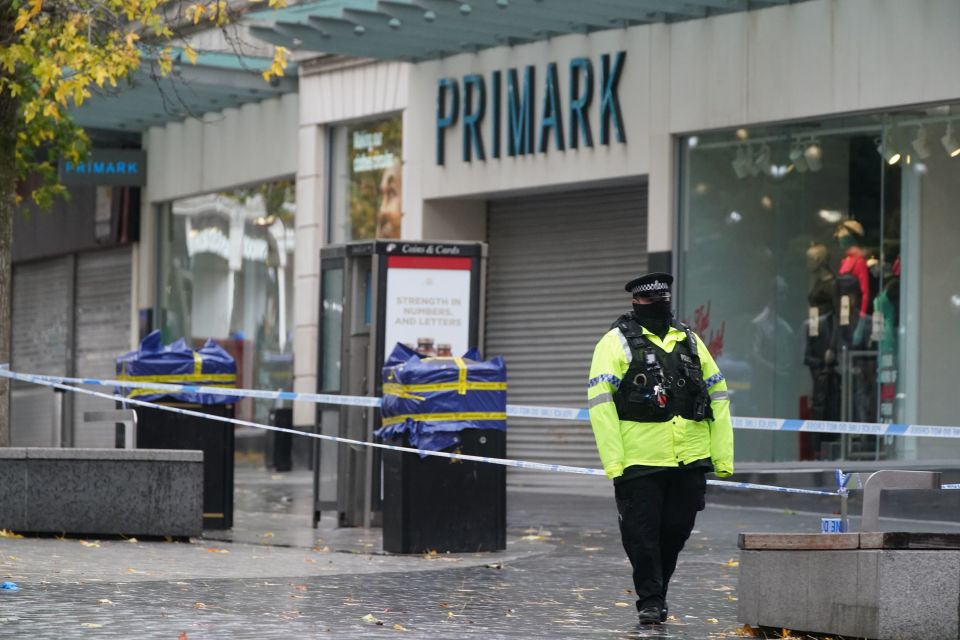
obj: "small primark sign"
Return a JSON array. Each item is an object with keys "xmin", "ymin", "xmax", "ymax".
[
  {"xmin": 435, "ymin": 51, "xmax": 626, "ymax": 166},
  {"xmin": 59, "ymin": 149, "xmax": 146, "ymax": 186}
]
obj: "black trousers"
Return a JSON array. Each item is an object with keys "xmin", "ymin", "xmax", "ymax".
[{"xmin": 614, "ymin": 468, "xmax": 707, "ymax": 611}]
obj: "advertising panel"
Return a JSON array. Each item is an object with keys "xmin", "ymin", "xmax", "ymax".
[
  {"xmin": 336, "ymin": 115, "xmax": 403, "ymax": 240},
  {"xmin": 383, "ymin": 255, "xmax": 472, "ymax": 357}
]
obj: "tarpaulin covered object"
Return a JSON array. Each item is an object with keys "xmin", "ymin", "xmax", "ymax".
[
  {"xmin": 116, "ymin": 330, "xmax": 237, "ymax": 405},
  {"xmin": 376, "ymin": 343, "xmax": 507, "ymax": 454}
]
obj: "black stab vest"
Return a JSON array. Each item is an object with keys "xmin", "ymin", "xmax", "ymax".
[{"xmin": 611, "ymin": 314, "xmax": 714, "ymax": 423}]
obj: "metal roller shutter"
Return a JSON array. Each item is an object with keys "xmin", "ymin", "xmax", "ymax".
[
  {"xmin": 486, "ymin": 183, "xmax": 648, "ymax": 494},
  {"xmin": 73, "ymin": 247, "xmax": 132, "ymax": 447},
  {"xmin": 11, "ymin": 257, "xmax": 73, "ymax": 446}
]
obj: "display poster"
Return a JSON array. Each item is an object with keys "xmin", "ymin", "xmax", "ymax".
[
  {"xmin": 347, "ymin": 116, "xmax": 403, "ymax": 240},
  {"xmin": 384, "ymin": 255, "xmax": 472, "ymax": 357}
]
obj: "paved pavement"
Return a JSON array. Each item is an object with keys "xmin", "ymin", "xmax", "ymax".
[{"xmin": 3, "ymin": 465, "xmax": 960, "ymax": 639}]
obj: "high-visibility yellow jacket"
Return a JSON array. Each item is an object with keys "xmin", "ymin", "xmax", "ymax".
[{"xmin": 587, "ymin": 323, "xmax": 734, "ymax": 480}]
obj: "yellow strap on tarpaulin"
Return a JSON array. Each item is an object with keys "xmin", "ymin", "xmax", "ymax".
[
  {"xmin": 382, "ymin": 381, "xmax": 506, "ymax": 396},
  {"xmin": 117, "ymin": 350, "xmax": 236, "ymax": 396},
  {"xmin": 380, "ymin": 411, "xmax": 508, "ymax": 428},
  {"xmin": 454, "ymin": 357, "xmax": 468, "ymax": 395}
]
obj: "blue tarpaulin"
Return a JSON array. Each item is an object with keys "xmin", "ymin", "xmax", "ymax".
[
  {"xmin": 116, "ymin": 330, "xmax": 237, "ymax": 405},
  {"xmin": 376, "ymin": 343, "xmax": 507, "ymax": 454}
]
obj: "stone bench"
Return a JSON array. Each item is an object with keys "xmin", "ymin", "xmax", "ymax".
[
  {"xmin": 738, "ymin": 532, "xmax": 960, "ymax": 639},
  {"xmin": 0, "ymin": 447, "xmax": 203, "ymax": 538}
]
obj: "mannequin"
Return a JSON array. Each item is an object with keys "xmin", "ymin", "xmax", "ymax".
[
  {"xmin": 833, "ymin": 220, "xmax": 871, "ymax": 348},
  {"xmin": 804, "ymin": 243, "xmax": 840, "ymax": 421}
]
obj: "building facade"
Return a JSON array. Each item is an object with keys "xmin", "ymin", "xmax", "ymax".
[{"xmin": 277, "ymin": 0, "xmax": 960, "ymax": 489}]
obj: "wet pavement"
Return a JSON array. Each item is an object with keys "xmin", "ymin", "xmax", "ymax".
[{"xmin": 3, "ymin": 465, "xmax": 960, "ymax": 639}]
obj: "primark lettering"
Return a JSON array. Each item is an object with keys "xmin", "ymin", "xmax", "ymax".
[{"xmin": 435, "ymin": 51, "xmax": 626, "ymax": 166}]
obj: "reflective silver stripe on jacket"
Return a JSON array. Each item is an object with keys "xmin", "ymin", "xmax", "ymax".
[
  {"xmin": 710, "ymin": 390, "xmax": 729, "ymax": 401},
  {"xmin": 588, "ymin": 392, "xmax": 614, "ymax": 408},
  {"xmin": 616, "ymin": 328, "xmax": 632, "ymax": 364}
]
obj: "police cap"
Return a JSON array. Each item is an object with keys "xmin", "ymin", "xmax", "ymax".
[{"xmin": 625, "ymin": 272, "xmax": 673, "ymax": 300}]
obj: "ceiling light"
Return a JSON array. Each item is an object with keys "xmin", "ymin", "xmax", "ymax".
[
  {"xmin": 736, "ymin": 128, "xmax": 749, "ymax": 140},
  {"xmin": 727, "ymin": 211, "xmax": 743, "ymax": 223},
  {"xmin": 789, "ymin": 143, "xmax": 808, "ymax": 173},
  {"xmin": 876, "ymin": 137, "xmax": 900, "ymax": 165},
  {"xmin": 911, "ymin": 127, "xmax": 931, "ymax": 159},
  {"xmin": 942, "ymin": 123, "xmax": 960, "ymax": 157},
  {"xmin": 804, "ymin": 142, "xmax": 823, "ymax": 172},
  {"xmin": 818, "ymin": 209, "xmax": 844, "ymax": 224},
  {"xmin": 731, "ymin": 146, "xmax": 750, "ymax": 179}
]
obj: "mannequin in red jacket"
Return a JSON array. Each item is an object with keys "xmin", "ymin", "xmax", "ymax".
[{"xmin": 833, "ymin": 220, "xmax": 870, "ymax": 348}]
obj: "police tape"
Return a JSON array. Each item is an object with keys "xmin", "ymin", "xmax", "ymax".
[
  {"xmin": 0, "ymin": 365, "xmax": 844, "ymax": 497},
  {"xmin": 2, "ymin": 365, "xmax": 960, "ymax": 440}
]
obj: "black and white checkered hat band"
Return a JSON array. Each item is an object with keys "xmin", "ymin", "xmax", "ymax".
[{"xmin": 631, "ymin": 280, "xmax": 670, "ymax": 296}]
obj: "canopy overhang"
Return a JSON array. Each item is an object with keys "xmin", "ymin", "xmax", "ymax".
[{"xmin": 249, "ymin": 0, "xmax": 801, "ymax": 62}]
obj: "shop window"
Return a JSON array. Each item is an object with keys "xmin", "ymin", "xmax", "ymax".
[
  {"xmin": 158, "ymin": 179, "xmax": 295, "ymax": 422},
  {"xmin": 679, "ymin": 118, "xmax": 903, "ymax": 462},
  {"xmin": 328, "ymin": 115, "xmax": 403, "ymax": 242}
]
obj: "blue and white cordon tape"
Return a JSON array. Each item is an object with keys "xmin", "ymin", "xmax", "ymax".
[{"xmin": 3, "ymin": 364, "xmax": 958, "ymax": 497}]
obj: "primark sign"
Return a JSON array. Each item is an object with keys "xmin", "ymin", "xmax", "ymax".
[
  {"xmin": 59, "ymin": 149, "xmax": 146, "ymax": 186},
  {"xmin": 435, "ymin": 52, "xmax": 626, "ymax": 166}
]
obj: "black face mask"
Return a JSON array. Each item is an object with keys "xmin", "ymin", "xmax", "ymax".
[{"xmin": 632, "ymin": 301, "xmax": 673, "ymax": 338}]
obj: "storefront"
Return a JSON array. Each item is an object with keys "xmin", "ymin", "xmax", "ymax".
[
  {"xmin": 253, "ymin": 0, "xmax": 960, "ymax": 480},
  {"xmin": 679, "ymin": 106, "xmax": 960, "ymax": 462},
  {"xmin": 145, "ymin": 92, "xmax": 300, "ymax": 426},
  {"xmin": 11, "ymin": 144, "xmax": 141, "ymax": 447}
]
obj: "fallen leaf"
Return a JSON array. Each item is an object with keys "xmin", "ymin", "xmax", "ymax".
[
  {"xmin": 294, "ymin": 584, "xmax": 308, "ymax": 592},
  {"xmin": 614, "ymin": 602, "xmax": 630, "ymax": 607},
  {"xmin": 736, "ymin": 624, "xmax": 760, "ymax": 637},
  {"xmin": 0, "ymin": 530, "xmax": 23, "ymax": 539},
  {"xmin": 126, "ymin": 538, "xmax": 138, "ymax": 544},
  {"xmin": 261, "ymin": 532, "xmax": 274, "ymax": 538},
  {"xmin": 361, "ymin": 613, "xmax": 384, "ymax": 625},
  {"xmin": 520, "ymin": 535, "xmax": 546, "ymax": 541},
  {"xmin": 726, "ymin": 594, "xmax": 739, "ymax": 602},
  {"xmin": 423, "ymin": 550, "xmax": 438, "ymax": 559},
  {"xmin": 81, "ymin": 623, "xmax": 102, "ymax": 628},
  {"xmin": 725, "ymin": 558, "xmax": 740, "ymax": 568},
  {"xmin": 706, "ymin": 617, "xmax": 719, "ymax": 623},
  {"xmin": 313, "ymin": 545, "xmax": 330, "ymax": 553},
  {"xmin": 206, "ymin": 548, "xmax": 229, "ymax": 554},
  {"xmin": 79, "ymin": 540, "xmax": 100, "ymax": 548},
  {"xmin": 485, "ymin": 562, "xmax": 502, "ymax": 569},
  {"xmin": 392, "ymin": 623, "xmax": 407, "ymax": 631},
  {"xmin": 193, "ymin": 602, "xmax": 206, "ymax": 609},
  {"xmin": 97, "ymin": 599, "xmax": 114, "ymax": 605},
  {"xmin": 178, "ymin": 633, "xmax": 188, "ymax": 640}
]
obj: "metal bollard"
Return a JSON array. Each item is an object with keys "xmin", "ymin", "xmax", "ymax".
[{"xmin": 860, "ymin": 470, "xmax": 941, "ymax": 531}]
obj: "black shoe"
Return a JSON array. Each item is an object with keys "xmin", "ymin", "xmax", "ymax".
[
  {"xmin": 660, "ymin": 604, "xmax": 668, "ymax": 622},
  {"xmin": 637, "ymin": 606, "xmax": 662, "ymax": 625}
]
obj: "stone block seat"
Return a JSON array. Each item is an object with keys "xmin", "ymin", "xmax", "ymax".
[
  {"xmin": 738, "ymin": 532, "xmax": 960, "ymax": 640},
  {"xmin": 0, "ymin": 447, "xmax": 203, "ymax": 538}
]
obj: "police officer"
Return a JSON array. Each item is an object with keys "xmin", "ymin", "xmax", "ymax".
[{"xmin": 587, "ymin": 272, "xmax": 734, "ymax": 626}]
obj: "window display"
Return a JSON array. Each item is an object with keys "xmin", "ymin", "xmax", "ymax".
[
  {"xmin": 158, "ymin": 179, "xmax": 296, "ymax": 422},
  {"xmin": 679, "ymin": 118, "xmax": 901, "ymax": 461},
  {"xmin": 328, "ymin": 115, "xmax": 403, "ymax": 242}
]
